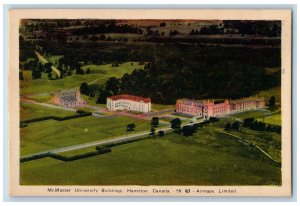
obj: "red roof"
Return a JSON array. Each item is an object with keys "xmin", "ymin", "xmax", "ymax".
[{"xmin": 108, "ymin": 94, "xmax": 151, "ymax": 103}]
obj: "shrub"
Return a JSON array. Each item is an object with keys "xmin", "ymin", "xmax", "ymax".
[
  {"xmin": 209, "ymin": 117, "xmax": 220, "ymax": 122},
  {"xmin": 158, "ymin": 130, "xmax": 165, "ymax": 137}
]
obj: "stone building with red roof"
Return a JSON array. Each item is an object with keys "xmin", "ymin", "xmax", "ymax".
[
  {"xmin": 176, "ymin": 97, "xmax": 265, "ymax": 119},
  {"xmin": 53, "ymin": 89, "xmax": 86, "ymax": 108},
  {"xmin": 106, "ymin": 94, "xmax": 151, "ymax": 113}
]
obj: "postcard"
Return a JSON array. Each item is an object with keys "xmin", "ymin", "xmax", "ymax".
[{"xmin": 8, "ymin": 9, "xmax": 292, "ymax": 196}]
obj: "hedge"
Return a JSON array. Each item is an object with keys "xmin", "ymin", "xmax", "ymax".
[
  {"xmin": 20, "ymin": 152, "xmax": 51, "ymax": 163},
  {"xmin": 49, "ymin": 148, "xmax": 111, "ymax": 161},
  {"xmin": 101, "ymin": 136, "xmax": 149, "ymax": 148},
  {"xmin": 20, "ymin": 146, "xmax": 111, "ymax": 163},
  {"xmin": 20, "ymin": 112, "xmax": 92, "ymax": 125}
]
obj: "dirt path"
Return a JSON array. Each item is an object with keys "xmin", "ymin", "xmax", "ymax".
[{"xmin": 208, "ymin": 127, "xmax": 280, "ymax": 164}]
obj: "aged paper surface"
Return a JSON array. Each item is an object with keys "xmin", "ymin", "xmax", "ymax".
[{"xmin": 9, "ymin": 9, "xmax": 291, "ymax": 196}]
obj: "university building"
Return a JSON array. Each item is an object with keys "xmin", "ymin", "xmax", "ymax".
[
  {"xmin": 53, "ymin": 90, "xmax": 86, "ymax": 108},
  {"xmin": 230, "ymin": 97, "xmax": 265, "ymax": 112},
  {"xmin": 106, "ymin": 94, "xmax": 151, "ymax": 113},
  {"xmin": 176, "ymin": 97, "xmax": 265, "ymax": 119}
]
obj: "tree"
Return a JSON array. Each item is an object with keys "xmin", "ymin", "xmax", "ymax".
[
  {"xmin": 231, "ymin": 121, "xmax": 240, "ymax": 131},
  {"xmin": 47, "ymin": 72, "xmax": 52, "ymax": 80},
  {"xmin": 182, "ymin": 125, "xmax": 194, "ymax": 136},
  {"xmin": 251, "ymin": 120, "xmax": 259, "ymax": 130},
  {"xmin": 224, "ymin": 123, "xmax": 231, "ymax": 131},
  {"xmin": 19, "ymin": 71, "xmax": 24, "ymax": 80},
  {"xmin": 170, "ymin": 118, "xmax": 182, "ymax": 129},
  {"xmin": 150, "ymin": 127, "xmax": 156, "ymax": 136},
  {"xmin": 158, "ymin": 130, "xmax": 165, "ymax": 137},
  {"xmin": 127, "ymin": 123, "xmax": 135, "ymax": 131},
  {"xmin": 151, "ymin": 117, "xmax": 159, "ymax": 127},
  {"xmin": 269, "ymin": 96, "xmax": 276, "ymax": 107},
  {"xmin": 160, "ymin": 22, "xmax": 166, "ymax": 27},
  {"xmin": 80, "ymin": 82, "xmax": 89, "ymax": 95},
  {"xmin": 86, "ymin": 68, "xmax": 91, "ymax": 74},
  {"xmin": 66, "ymin": 66, "xmax": 72, "ymax": 76},
  {"xmin": 44, "ymin": 62, "xmax": 53, "ymax": 73},
  {"xmin": 105, "ymin": 77, "xmax": 120, "ymax": 95},
  {"xmin": 32, "ymin": 68, "xmax": 41, "ymax": 79},
  {"xmin": 88, "ymin": 84, "xmax": 102, "ymax": 97},
  {"xmin": 76, "ymin": 65, "xmax": 84, "ymax": 75},
  {"xmin": 243, "ymin": 118, "xmax": 254, "ymax": 128},
  {"xmin": 96, "ymin": 91, "xmax": 112, "ymax": 104},
  {"xmin": 209, "ymin": 117, "xmax": 220, "ymax": 122}
]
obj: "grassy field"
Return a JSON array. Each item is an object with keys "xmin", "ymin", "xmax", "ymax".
[
  {"xmin": 226, "ymin": 128, "xmax": 281, "ymax": 163},
  {"xmin": 229, "ymin": 110, "xmax": 271, "ymax": 119},
  {"xmin": 24, "ymin": 93, "xmax": 52, "ymax": 103},
  {"xmin": 20, "ymin": 102, "xmax": 75, "ymax": 121},
  {"xmin": 47, "ymin": 55, "xmax": 63, "ymax": 67},
  {"xmin": 20, "ymin": 127, "xmax": 281, "ymax": 185},
  {"xmin": 20, "ymin": 115, "xmax": 153, "ymax": 156},
  {"xmin": 256, "ymin": 87, "xmax": 281, "ymax": 105},
  {"xmin": 20, "ymin": 70, "xmax": 102, "ymax": 95},
  {"xmin": 158, "ymin": 116, "xmax": 174, "ymax": 122},
  {"xmin": 81, "ymin": 95, "xmax": 106, "ymax": 108},
  {"xmin": 207, "ymin": 116, "xmax": 282, "ymax": 163},
  {"xmin": 258, "ymin": 113, "xmax": 282, "ymax": 126},
  {"xmin": 227, "ymin": 109, "xmax": 281, "ymax": 126},
  {"xmin": 151, "ymin": 104, "xmax": 176, "ymax": 111},
  {"xmin": 81, "ymin": 62, "xmax": 144, "ymax": 76},
  {"xmin": 20, "ymin": 61, "xmax": 143, "ymax": 95}
]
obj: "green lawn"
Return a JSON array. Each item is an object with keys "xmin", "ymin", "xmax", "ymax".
[
  {"xmin": 207, "ymin": 117, "xmax": 282, "ymax": 163},
  {"xmin": 24, "ymin": 93, "xmax": 52, "ymax": 103},
  {"xmin": 151, "ymin": 104, "xmax": 176, "ymax": 111},
  {"xmin": 81, "ymin": 95, "xmax": 106, "ymax": 108},
  {"xmin": 258, "ymin": 114, "xmax": 282, "ymax": 126},
  {"xmin": 81, "ymin": 62, "xmax": 144, "ymax": 77},
  {"xmin": 20, "ymin": 127, "xmax": 281, "ymax": 185},
  {"xmin": 20, "ymin": 70, "xmax": 106, "ymax": 95},
  {"xmin": 20, "ymin": 102, "xmax": 75, "ymax": 122},
  {"xmin": 229, "ymin": 110, "xmax": 270, "ymax": 119},
  {"xmin": 159, "ymin": 116, "xmax": 173, "ymax": 122},
  {"xmin": 20, "ymin": 61, "xmax": 143, "ymax": 95},
  {"xmin": 20, "ymin": 115, "xmax": 153, "ymax": 156},
  {"xmin": 47, "ymin": 55, "xmax": 63, "ymax": 67}
]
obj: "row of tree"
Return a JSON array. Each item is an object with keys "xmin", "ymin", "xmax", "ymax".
[
  {"xmin": 224, "ymin": 121, "xmax": 240, "ymax": 131},
  {"xmin": 189, "ymin": 21, "xmax": 281, "ymax": 37},
  {"xmin": 243, "ymin": 118, "xmax": 281, "ymax": 134},
  {"xmin": 72, "ymin": 23, "xmax": 143, "ymax": 35},
  {"xmin": 223, "ymin": 20, "xmax": 281, "ymax": 37},
  {"xmin": 190, "ymin": 25, "xmax": 224, "ymax": 35},
  {"xmin": 126, "ymin": 117, "xmax": 197, "ymax": 137}
]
